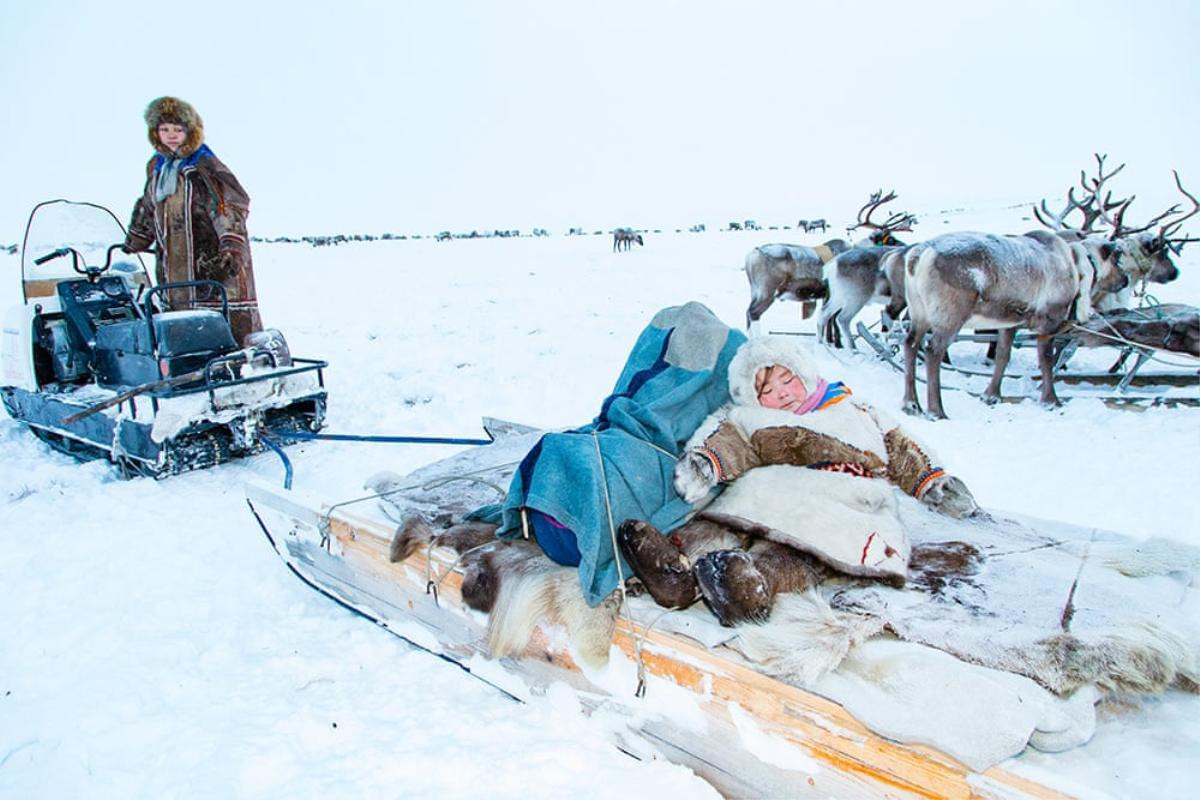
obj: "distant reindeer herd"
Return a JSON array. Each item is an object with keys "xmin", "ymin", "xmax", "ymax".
[{"xmin": 741, "ymin": 155, "xmax": 1199, "ymax": 418}]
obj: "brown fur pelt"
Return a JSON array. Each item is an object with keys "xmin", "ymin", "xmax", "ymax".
[{"xmin": 389, "ymin": 515, "xmax": 619, "ymax": 669}]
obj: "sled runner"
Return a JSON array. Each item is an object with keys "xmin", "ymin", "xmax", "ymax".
[
  {"xmin": 245, "ymin": 427, "xmax": 1198, "ymax": 799},
  {"xmin": 1, "ymin": 200, "xmax": 328, "ymax": 477},
  {"xmin": 855, "ymin": 322, "xmax": 1200, "ymax": 408}
]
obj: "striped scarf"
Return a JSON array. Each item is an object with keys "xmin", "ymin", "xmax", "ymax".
[{"xmin": 794, "ymin": 379, "xmax": 852, "ymax": 415}]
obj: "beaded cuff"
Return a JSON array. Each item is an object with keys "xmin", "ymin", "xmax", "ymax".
[{"xmin": 913, "ymin": 467, "xmax": 946, "ymax": 498}]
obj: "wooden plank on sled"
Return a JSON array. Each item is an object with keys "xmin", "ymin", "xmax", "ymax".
[{"xmin": 245, "ymin": 482, "xmax": 1071, "ymax": 800}]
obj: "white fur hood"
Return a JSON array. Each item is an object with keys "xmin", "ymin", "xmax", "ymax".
[
  {"xmin": 686, "ymin": 336, "xmax": 900, "ymax": 459},
  {"xmin": 726, "ymin": 335, "xmax": 821, "ymax": 406}
]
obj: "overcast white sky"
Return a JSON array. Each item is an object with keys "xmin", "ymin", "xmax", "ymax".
[{"xmin": 2, "ymin": 0, "xmax": 1197, "ymax": 239}]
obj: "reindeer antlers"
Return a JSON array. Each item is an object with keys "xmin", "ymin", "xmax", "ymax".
[
  {"xmin": 1162, "ymin": 170, "xmax": 1200, "ymax": 253},
  {"xmin": 852, "ymin": 189, "xmax": 917, "ymax": 233},
  {"xmin": 1033, "ymin": 188, "xmax": 1092, "ymax": 231},
  {"xmin": 1037, "ymin": 153, "xmax": 1195, "ymax": 249},
  {"xmin": 1035, "ymin": 153, "xmax": 1131, "ymax": 232},
  {"xmin": 1077, "ymin": 155, "xmax": 1130, "ymax": 232}
]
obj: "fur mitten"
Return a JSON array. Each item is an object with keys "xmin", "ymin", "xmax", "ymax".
[{"xmin": 674, "ymin": 449, "xmax": 719, "ymax": 503}]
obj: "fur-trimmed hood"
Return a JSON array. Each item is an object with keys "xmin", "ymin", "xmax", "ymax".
[
  {"xmin": 144, "ymin": 96, "xmax": 205, "ymax": 157},
  {"xmin": 727, "ymin": 335, "xmax": 821, "ymax": 406}
]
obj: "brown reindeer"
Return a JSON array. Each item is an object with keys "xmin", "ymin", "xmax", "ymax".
[{"xmin": 744, "ymin": 239, "xmax": 852, "ymax": 327}]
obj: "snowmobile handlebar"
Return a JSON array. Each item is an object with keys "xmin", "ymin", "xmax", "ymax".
[
  {"xmin": 33, "ymin": 247, "xmax": 71, "ymax": 265},
  {"xmin": 33, "ymin": 243, "xmax": 127, "ymax": 279}
]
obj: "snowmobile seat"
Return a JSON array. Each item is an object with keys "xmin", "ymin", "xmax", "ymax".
[
  {"xmin": 90, "ymin": 310, "xmax": 238, "ymax": 388},
  {"xmin": 150, "ymin": 310, "xmax": 238, "ymax": 358}
]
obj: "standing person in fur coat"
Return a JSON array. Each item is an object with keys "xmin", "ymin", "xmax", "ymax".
[
  {"xmin": 123, "ymin": 96, "xmax": 263, "ymax": 344},
  {"xmin": 619, "ymin": 335, "xmax": 980, "ymax": 626}
]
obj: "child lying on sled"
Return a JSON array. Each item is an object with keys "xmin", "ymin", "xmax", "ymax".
[
  {"xmin": 618, "ymin": 334, "xmax": 979, "ymax": 626},
  {"xmin": 388, "ymin": 327, "xmax": 978, "ymax": 632}
]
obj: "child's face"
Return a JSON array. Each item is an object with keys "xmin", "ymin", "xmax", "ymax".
[
  {"xmin": 756, "ymin": 365, "xmax": 807, "ymax": 412},
  {"xmin": 157, "ymin": 123, "xmax": 187, "ymax": 153}
]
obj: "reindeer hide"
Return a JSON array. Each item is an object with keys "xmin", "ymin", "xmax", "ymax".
[
  {"xmin": 367, "ymin": 425, "xmax": 1199, "ymax": 770},
  {"xmin": 824, "ymin": 498, "xmax": 1200, "ymax": 697}
]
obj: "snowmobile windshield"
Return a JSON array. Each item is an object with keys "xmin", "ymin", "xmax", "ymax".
[{"xmin": 21, "ymin": 200, "xmax": 149, "ymax": 293}]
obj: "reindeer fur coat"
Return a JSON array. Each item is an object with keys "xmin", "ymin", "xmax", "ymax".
[
  {"xmin": 125, "ymin": 96, "xmax": 262, "ymax": 344},
  {"xmin": 686, "ymin": 336, "xmax": 954, "ymax": 581}
]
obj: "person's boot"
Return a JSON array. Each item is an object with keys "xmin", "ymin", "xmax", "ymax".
[
  {"xmin": 617, "ymin": 519, "xmax": 699, "ymax": 609},
  {"xmin": 747, "ymin": 540, "xmax": 827, "ymax": 596},
  {"xmin": 693, "ymin": 549, "xmax": 773, "ymax": 626},
  {"xmin": 694, "ymin": 542, "xmax": 826, "ymax": 627}
]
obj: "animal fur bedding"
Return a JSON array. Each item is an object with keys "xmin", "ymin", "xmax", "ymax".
[{"xmin": 367, "ymin": 433, "xmax": 1200, "ymax": 771}]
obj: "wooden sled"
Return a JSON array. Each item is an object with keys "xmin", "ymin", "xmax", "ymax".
[
  {"xmin": 855, "ymin": 322, "xmax": 1200, "ymax": 408},
  {"xmin": 244, "ymin": 477, "xmax": 1075, "ymax": 799}
]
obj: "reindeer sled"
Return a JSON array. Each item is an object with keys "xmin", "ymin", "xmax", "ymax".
[
  {"xmin": 855, "ymin": 306, "xmax": 1200, "ymax": 409},
  {"xmin": 246, "ymin": 412, "xmax": 1199, "ymax": 799}
]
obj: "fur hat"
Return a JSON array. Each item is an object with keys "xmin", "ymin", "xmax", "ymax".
[
  {"xmin": 144, "ymin": 96, "xmax": 204, "ymax": 157},
  {"xmin": 727, "ymin": 335, "xmax": 821, "ymax": 406}
]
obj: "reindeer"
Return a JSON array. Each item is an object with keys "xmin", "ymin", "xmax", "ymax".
[
  {"xmin": 900, "ymin": 231, "xmax": 1083, "ymax": 418},
  {"xmin": 901, "ymin": 174, "xmax": 1195, "ymax": 419},
  {"xmin": 1089, "ymin": 174, "xmax": 1194, "ymax": 308},
  {"xmin": 744, "ymin": 239, "xmax": 852, "ymax": 328},
  {"xmin": 612, "ymin": 227, "xmax": 643, "ymax": 252},
  {"xmin": 972, "ymin": 154, "xmax": 1170, "ymax": 364},
  {"xmin": 1033, "ymin": 155, "xmax": 1191, "ymax": 310},
  {"xmin": 818, "ymin": 190, "xmax": 917, "ymax": 349},
  {"xmin": 796, "ymin": 218, "xmax": 829, "ymax": 234}
]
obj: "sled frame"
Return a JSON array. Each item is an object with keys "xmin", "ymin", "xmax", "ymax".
[
  {"xmin": 245, "ymin": 481, "xmax": 1071, "ymax": 800},
  {"xmin": 855, "ymin": 322, "xmax": 1199, "ymax": 408}
]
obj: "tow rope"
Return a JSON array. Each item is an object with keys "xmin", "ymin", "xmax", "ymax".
[
  {"xmin": 275, "ymin": 431, "xmax": 494, "ymax": 446},
  {"xmin": 262, "ymin": 428, "xmax": 497, "ymax": 490}
]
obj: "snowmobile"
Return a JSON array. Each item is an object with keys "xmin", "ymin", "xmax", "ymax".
[{"xmin": 1, "ymin": 199, "xmax": 328, "ymax": 478}]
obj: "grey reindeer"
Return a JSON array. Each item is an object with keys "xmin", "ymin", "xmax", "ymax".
[
  {"xmin": 900, "ymin": 174, "xmax": 1194, "ymax": 419},
  {"xmin": 612, "ymin": 227, "xmax": 644, "ymax": 252},
  {"xmin": 817, "ymin": 190, "xmax": 918, "ymax": 349}
]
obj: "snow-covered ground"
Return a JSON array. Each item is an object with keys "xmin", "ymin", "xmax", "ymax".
[{"xmin": 2, "ymin": 201, "xmax": 1197, "ymax": 798}]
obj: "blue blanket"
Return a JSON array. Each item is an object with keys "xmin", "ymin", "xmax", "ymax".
[{"xmin": 476, "ymin": 302, "xmax": 746, "ymax": 606}]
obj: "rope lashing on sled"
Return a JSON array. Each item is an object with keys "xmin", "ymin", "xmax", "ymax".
[
  {"xmin": 592, "ymin": 430, "xmax": 649, "ymax": 699},
  {"xmin": 424, "ymin": 538, "xmax": 500, "ymax": 606},
  {"xmin": 320, "ymin": 463, "xmax": 519, "ymax": 526},
  {"xmin": 308, "ymin": 461, "xmax": 520, "ymax": 554},
  {"xmin": 1059, "ymin": 529, "xmax": 1098, "ymax": 632},
  {"xmin": 245, "ymin": 497, "xmax": 524, "ymax": 705}
]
